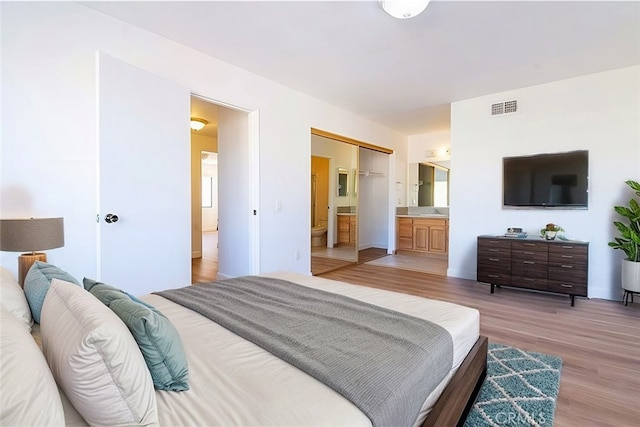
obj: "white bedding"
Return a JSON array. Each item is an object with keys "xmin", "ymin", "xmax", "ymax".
[{"xmin": 58, "ymin": 272, "xmax": 479, "ymax": 426}]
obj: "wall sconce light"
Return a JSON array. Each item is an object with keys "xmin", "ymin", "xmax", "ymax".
[
  {"xmin": 380, "ymin": 0, "xmax": 430, "ymax": 19},
  {"xmin": 0, "ymin": 217, "xmax": 64, "ymax": 286},
  {"xmin": 190, "ymin": 118, "xmax": 208, "ymax": 131},
  {"xmin": 425, "ymin": 147, "xmax": 451, "ymax": 159}
]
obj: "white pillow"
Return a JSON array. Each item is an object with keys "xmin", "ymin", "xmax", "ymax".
[
  {"xmin": 0, "ymin": 266, "xmax": 33, "ymax": 331},
  {"xmin": 41, "ymin": 279, "xmax": 159, "ymax": 427},
  {"xmin": 0, "ymin": 305, "xmax": 65, "ymax": 426}
]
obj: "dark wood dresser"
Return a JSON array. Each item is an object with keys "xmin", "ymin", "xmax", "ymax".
[{"xmin": 477, "ymin": 235, "xmax": 588, "ymax": 306}]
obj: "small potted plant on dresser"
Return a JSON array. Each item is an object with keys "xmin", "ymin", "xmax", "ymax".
[
  {"xmin": 608, "ymin": 180, "xmax": 640, "ymax": 305},
  {"xmin": 540, "ymin": 223, "xmax": 564, "ymax": 240}
]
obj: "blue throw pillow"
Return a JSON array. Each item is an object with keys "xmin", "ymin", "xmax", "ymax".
[
  {"xmin": 24, "ymin": 261, "xmax": 81, "ymax": 323},
  {"xmin": 83, "ymin": 278, "xmax": 189, "ymax": 391}
]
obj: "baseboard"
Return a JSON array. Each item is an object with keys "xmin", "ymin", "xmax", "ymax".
[{"xmin": 192, "ymin": 251, "xmax": 202, "ymax": 259}]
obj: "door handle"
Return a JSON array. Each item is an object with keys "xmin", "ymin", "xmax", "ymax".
[{"xmin": 105, "ymin": 213, "xmax": 119, "ymax": 224}]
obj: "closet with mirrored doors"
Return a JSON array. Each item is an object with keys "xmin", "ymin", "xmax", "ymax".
[{"xmin": 310, "ymin": 129, "xmax": 392, "ymax": 275}]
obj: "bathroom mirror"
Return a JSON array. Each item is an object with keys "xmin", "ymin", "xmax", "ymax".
[
  {"xmin": 337, "ymin": 168, "xmax": 349, "ymax": 197},
  {"xmin": 408, "ymin": 162, "xmax": 450, "ymax": 207}
]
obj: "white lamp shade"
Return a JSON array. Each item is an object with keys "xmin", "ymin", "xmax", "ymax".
[{"xmin": 380, "ymin": 0, "xmax": 430, "ymax": 19}]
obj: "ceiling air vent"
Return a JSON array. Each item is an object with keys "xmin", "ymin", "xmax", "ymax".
[{"xmin": 491, "ymin": 100, "xmax": 518, "ymax": 116}]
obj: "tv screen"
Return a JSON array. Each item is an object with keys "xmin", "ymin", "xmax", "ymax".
[{"xmin": 503, "ymin": 150, "xmax": 588, "ymax": 208}]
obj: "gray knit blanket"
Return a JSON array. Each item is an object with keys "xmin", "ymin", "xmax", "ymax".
[{"xmin": 155, "ymin": 276, "xmax": 453, "ymax": 427}]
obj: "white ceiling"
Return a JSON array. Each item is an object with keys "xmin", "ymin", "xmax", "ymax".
[{"xmin": 82, "ymin": 1, "xmax": 640, "ymax": 135}]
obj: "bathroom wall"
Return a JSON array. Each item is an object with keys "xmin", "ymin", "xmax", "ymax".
[{"xmin": 311, "ymin": 156, "xmax": 329, "ymax": 227}]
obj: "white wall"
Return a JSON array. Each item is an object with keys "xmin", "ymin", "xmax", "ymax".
[
  {"xmin": 408, "ymin": 130, "xmax": 451, "ymax": 163},
  {"xmin": 448, "ymin": 66, "xmax": 640, "ymax": 300},
  {"xmin": 0, "ymin": 2, "xmax": 406, "ymax": 281}
]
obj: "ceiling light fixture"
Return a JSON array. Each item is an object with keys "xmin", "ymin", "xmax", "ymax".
[
  {"xmin": 190, "ymin": 118, "xmax": 208, "ymax": 131},
  {"xmin": 380, "ymin": 0, "xmax": 430, "ymax": 19}
]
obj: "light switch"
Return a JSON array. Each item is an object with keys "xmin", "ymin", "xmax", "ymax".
[{"xmin": 276, "ymin": 200, "xmax": 282, "ymax": 212}]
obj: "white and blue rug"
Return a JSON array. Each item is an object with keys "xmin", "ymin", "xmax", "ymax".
[{"xmin": 464, "ymin": 343, "xmax": 562, "ymax": 427}]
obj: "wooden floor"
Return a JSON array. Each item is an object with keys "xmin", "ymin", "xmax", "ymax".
[
  {"xmin": 193, "ymin": 240, "xmax": 640, "ymax": 426},
  {"xmin": 192, "ymin": 231, "xmax": 218, "ymax": 284},
  {"xmin": 319, "ymin": 264, "xmax": 640, "ymax": 427},
  {"xmin": 365, "ymin": 250, "xmax": 448, "ymax": 276},
  {"xmin": 311, "ymin": 247, "xmax": 388, "ymax": 275}
]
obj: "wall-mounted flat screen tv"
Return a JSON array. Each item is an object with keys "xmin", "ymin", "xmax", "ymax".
[{"xmin": 503, "ymin": 150, "xmax": 588, "ymax": 208}]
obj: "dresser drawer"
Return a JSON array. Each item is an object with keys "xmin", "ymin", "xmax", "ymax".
[
  {"xmin": 512, "ymin": 249, "xmax": 548, "ymax": 263},
  {"xmin": 477, "ymin": 271, "xmax": 511, "ymax": 285},
  {"xmin": 478, "ymin": 237, "xmax": 511, "ymax": 250},
  {"xmin": 548, "ymin": 264, "xmax": 587, "ymax": 284},
  {"xmin": 548, "ymin": 280, "xmax": 587, "ymax": 296},
  {"xmin": 478, "ymin": 246, "xmax": 511, "ymax": 258},
  {"xmin": 512, "ymin": 241, "xmax": 548, "ymax": 252},
  {"xmin": 549, "ymin": 244, "xmax": 588, "ymax": 264},
  {"xmin": 478, "ymin": 255, "xmax": 511, "ymax": 270},
  {"xmin": 511, "ymin": 275, "xmax": 548, "ymax": 291},
  {"xmin": 512, "ymin": 259, "xmax": 547, "ymax": 279}
]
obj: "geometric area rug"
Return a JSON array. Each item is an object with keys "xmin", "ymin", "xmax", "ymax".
[{"xmin": 464, "ymin": 343, "xmax": 563, "ymax": 427}]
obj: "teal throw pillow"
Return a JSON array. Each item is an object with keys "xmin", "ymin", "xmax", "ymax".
[
  {"xmin": 83, "ymin": 278, "xmax": 189, "ymax": 391},
  {"xmin": 24, "ymin": 261, "xmax": 81, "ymax": 323}
]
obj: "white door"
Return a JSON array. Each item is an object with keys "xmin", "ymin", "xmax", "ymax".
[{"xmin": 97, "ymin": 52, "xmax": 191, "ymax": 295}]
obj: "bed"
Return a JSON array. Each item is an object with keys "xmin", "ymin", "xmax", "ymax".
[{"xmin": 0, "ymin": 266, "xmax": 487, "ymax": 427}]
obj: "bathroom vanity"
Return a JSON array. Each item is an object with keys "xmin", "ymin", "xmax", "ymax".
[
  {"xmin": 396, "ymin": 215, "xmax": 448, "ymax": 254},
  {"xmin": 337, "ymin": 214, "xmax": 357, "ymax": 246}
]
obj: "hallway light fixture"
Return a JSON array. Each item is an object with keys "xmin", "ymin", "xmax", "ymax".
[
  {"xmin": 380, "ymin": 0, "xmax": 430, "ymax": 19},
  {"xmin": 190, "ymin": 117, "xmax": 208, "ymax": 131}
]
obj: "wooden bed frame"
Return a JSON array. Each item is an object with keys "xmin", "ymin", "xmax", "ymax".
[{"xmin": 422, "ymin": 335, "xmax": 488, "ymax": 427}]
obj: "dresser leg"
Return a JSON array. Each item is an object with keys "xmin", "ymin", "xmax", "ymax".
[
  {"xmin": 490, "ymin": 284, "xmax": 495, "ymax": 294},
  {"xmin": 571, "ymin": 295, "xmax": 575, "ymax": 307}
]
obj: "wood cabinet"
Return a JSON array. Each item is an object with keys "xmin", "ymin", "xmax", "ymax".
[
  {"xmin": 396, "ymin": 217, "xmax": 448, "ymax": 254},
  {"xmin": 397, "ymin": 218, "xmax": 413, "ymax": 250},
  {"xmin": 477, "ymin": 236, "xmax": 588, "ymax": 306},
  {"xmin": 338, "ymin": 214, "xmax": 356, "ymax": 245}
]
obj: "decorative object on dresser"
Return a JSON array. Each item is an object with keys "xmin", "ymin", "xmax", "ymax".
[
  {"xmin": 477, "ymin": 236, "xmax": 588, "ymax": 306},
  {"xmin": 540, "ymin": 223, "xmax": 564, "ymax": 240},
  {"xmin": 504, "ymin": 227, "xmax": 527, "ymax": 238},
  {"xmin": 607, "ymin": 179, "xmax": 640, "ymax": 305},
  {"xmin": 0, "ymin": 218, "xmax": 64, "ymax": 287}
]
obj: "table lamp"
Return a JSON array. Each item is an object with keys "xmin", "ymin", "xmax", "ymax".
[{"xmin": 0, "ymin": 217, "xmax": 64, "ymax": 287}]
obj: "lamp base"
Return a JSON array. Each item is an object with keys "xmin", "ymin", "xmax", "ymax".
[{"xmin": 18, "ymin": 253, "xmax": 47, "ymax": 287}]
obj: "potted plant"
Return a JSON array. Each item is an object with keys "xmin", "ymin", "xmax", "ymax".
[
  {"xmin": 540, "ymin": 223, "xmax": 564, "ymax": 240},
  {"xmin": 608, "ymin": 180, "xmax": 640, "ymax": 305}
]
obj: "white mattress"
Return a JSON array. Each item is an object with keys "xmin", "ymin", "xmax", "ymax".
[{"xmin": 57, "ymin": 272, "xmax": 479, "ymax": 426}]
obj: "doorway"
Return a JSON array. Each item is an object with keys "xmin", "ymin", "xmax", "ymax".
[
  {"xmin": 190, "ymin": 96, "xmax": 219, "ymax": 283},
  {"xmin": 190, "ymin": 94, "xmax": 258, "ymax": 282}
]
